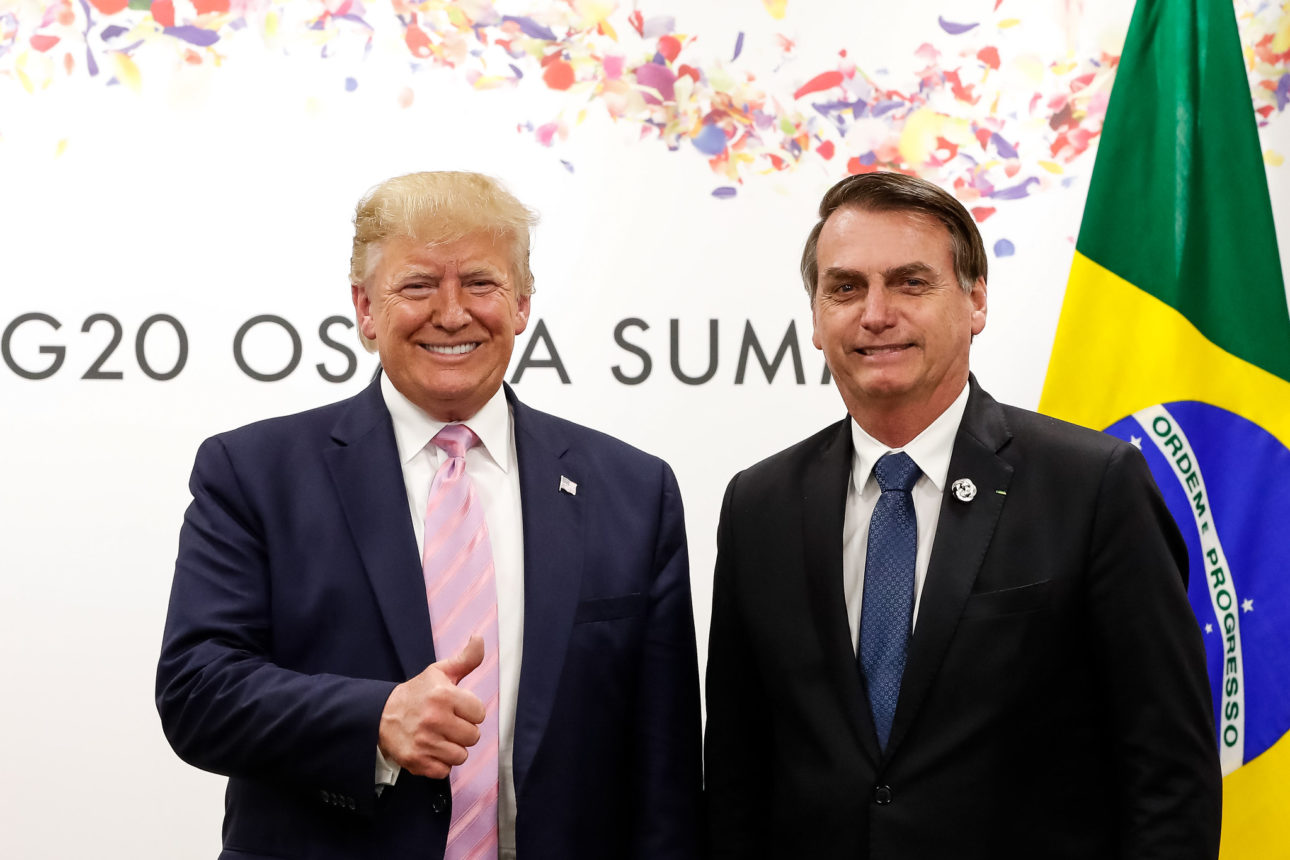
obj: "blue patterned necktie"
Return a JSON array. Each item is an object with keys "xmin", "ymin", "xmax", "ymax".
[{"xmin": 859, "ymin": 451, "xmax": 921, "ymax": 750}]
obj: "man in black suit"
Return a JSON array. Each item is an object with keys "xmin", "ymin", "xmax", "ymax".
[{"xmin": 703, "ymin": 172, "xmax": 1221, "ymax": 858}]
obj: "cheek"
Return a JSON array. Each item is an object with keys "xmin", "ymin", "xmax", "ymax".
[
  {"xmin": 933, "ymin": 318, "xmax": 975, "ymax": 361},
  {"xmin": 481, "ymin": 300, "xmax": 525, "ymax": 337},
  {"xmin": 812, "ymin": 308, "xmax": 850, "ymax": 351},
  {"xmin": 384, "ymin": 300, "xmax": 429, "ymax": 333},
  {"xmin": 501, "ymin": 309, "xmax": 524, "ymax": 337}
]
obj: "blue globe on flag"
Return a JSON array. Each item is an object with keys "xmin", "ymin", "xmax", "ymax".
[{"xmin": 1103, "ymin": 402, "xmax": 1290, "ymax": 774}]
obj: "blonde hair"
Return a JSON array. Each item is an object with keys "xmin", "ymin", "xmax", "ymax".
[{"xmin": 350, "ymin": 171, "xmax": 539, "ymax": 350}]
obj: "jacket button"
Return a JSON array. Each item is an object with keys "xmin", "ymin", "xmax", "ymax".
[
  {"xmin": 431, "ymin": 792, "xmax": 448, "ymax": 814},
  {"xmin": 874, "ymin": 785, "xmax": 893, "ymax": 805}
]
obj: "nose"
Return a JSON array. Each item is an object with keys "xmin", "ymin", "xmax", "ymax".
[
  {"xmin": 858, "ymin": 283, "xmax": 896, "ymax": 331},
  {"xmin": 432, "ymin": 280, "xmax": 471, "ymax": 332}
]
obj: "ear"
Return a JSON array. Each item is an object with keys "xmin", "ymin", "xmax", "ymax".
[
  {"xmin": 969, "ymin": 277, "xmax": 987, "ymax": 336},
  {"xmin": 514, "ymin": 292, "xmax": 531, "ymax": 336},
  {"xmin": 810, "ymin": 298, "xmax": 823, "ymax": 350},
  {"xmin": 351, "ymin": 283, "xmax": 378, "ymax": 342}
]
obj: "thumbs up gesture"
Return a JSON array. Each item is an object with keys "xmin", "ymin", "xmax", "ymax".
[{"xmin": 378, "ymin": 636, "xmax": 487, "ymax": 779}]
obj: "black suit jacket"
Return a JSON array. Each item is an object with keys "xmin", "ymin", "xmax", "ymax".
[
  {"xmin": 704, "ymin": 378, "xmax": 1221, "ymax": 859},
  {"xmin": 157, "ymin": 380, "xmax": 702, "ymax": 859}
]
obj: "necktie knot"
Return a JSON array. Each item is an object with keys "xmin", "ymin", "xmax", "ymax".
[
  {"xmin": 874, "ymin": 451, "xmax": 920, "ymax": 493},
  {"xmin": 433, "ymin": 423, "xmax": 479, "ymax": 460}
]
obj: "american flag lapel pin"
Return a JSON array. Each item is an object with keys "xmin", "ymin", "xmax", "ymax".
[{"xmin": 559, "ymin": 475, "xmax": 578, "ymax": 496}]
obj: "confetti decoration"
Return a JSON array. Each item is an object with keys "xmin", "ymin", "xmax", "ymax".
[
  {"xmin": 762, "ymin": 0, "xmax": 787, "ymax": 21},
  {"xmin": 938, "ymin": 17, "xmax": 980, "ymax": 36},
  {"xmin": 0, "ymin": 0, "xmax": 1285, "ymax": 210}
]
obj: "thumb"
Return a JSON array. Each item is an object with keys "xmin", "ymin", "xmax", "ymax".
[{"xmin": 437, "ymin": 635, "xmax": 485, "ymax": 684}]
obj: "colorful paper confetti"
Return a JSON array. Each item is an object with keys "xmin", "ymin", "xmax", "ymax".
[{"xmin": 0, "ymin": 0, "xmax": 1286, "ymax": 212}]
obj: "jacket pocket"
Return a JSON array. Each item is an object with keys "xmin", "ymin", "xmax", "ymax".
[{"xmin": 960, "ymin": 580, "xmax": 1052, "ymax": 619}]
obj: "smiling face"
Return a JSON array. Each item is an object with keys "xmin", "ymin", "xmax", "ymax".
[
  {"xmin": 352, "ymin": 232, "xmax": 530, "ymax": 422},
  {"xmin": 811, "ymin": 206, "xmax": 986, "ymax": 444}
]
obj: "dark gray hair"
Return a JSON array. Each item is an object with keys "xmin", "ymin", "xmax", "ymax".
[{"xmin": 800, "ymin": 172, "xmax": 987, "ymax": 301}]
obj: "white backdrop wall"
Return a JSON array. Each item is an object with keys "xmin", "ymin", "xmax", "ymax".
[{"xmin": 2, "ymin": 1, "xmax": 1289, "ymax": 856}]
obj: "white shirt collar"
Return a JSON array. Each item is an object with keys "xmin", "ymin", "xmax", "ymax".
[
  {"xmin": 380, "ymin": 373, "xmax": 513, "ymax": 473},
  {"xmin": 849, "ymin": 381, "xmax": 971, "ymax": 492}
]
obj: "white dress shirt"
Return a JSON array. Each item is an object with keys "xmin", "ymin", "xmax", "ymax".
[
  {"xmin": 380, "ymin": 373, "xmax": 525, "ymax": 859},
  {"xmin": 843, "ymin": 382, "xmax": 971, "ymax": 650}
]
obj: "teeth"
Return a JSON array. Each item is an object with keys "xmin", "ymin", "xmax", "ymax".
[{"xmin": 425, "ymin": 343, "xmax": 479, "ymax": 355}]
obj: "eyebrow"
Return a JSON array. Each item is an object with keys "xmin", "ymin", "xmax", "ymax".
[
  {"xmin": 821, "ymin": 262, "xmax": 936, "ymax": 284},
  {"xmin": 391, "ymin": 263, "xmax": 506, "ymax": 282},
  {"xmin": 883, "ymin": 262, "xmax": 936, "ymax": 281},
  {"xmin": 392, "ymin": 267, "xmax": 438, "ymax": 282},
  {"xmin": 458, "ymin": 264, "xmax": 506, "ymax": 280}
]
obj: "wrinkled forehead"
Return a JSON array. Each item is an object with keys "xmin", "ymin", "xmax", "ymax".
[
  {"xmin": 830, "ymin": 204, "xmax": 950, "ymax": 237},
  {"xmin": 367, "ymin": 230, "xmax": 514, "ymax": 280},
  {"xmin": 820, "ymin": 206, "xmax": 953, "ymax": 263}
]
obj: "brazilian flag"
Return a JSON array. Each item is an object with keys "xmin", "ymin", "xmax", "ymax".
[{"xmin": 1040, "ymin": 0, "xmax": 1290, "ymax": 853}]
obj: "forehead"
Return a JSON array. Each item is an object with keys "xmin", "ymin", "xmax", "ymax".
[
  {"xmin": 817, "ymin": 207, "xmax": 953, "ymax": 271},
  {"xmin": 377, "ymin": 232, "xmax": 512, "ymax": 275}
]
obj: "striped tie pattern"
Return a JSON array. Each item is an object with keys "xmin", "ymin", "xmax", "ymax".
[{"xmin": 423, "ymin": 424, "xmax": 499, "ymax": 860}]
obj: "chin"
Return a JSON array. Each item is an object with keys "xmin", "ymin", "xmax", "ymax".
[
  {"xmin": 851, "ymin": 369, "xmax": 914, "ymax": 394},
  {"xmin": 850, "ymin": 377, "xmax": 924, "ymax": 405}
]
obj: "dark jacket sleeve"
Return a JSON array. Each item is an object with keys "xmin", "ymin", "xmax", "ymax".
[
  {"xmin": 155, "ymin": 435, "xmax": 395, "ymax": 816},
  {"xmin": 1086, "ymin": 443, "xmax": 1222, "ymax": 858},
  {"xmin": 632, "ymin": 461, "xmax": 704, "ymax": 860},
  {"xmin": 703, "ymin": 472, "xmax": 773, "ymax": 859}
]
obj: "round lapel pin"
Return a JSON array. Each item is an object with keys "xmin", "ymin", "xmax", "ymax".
[{"xmin": 951, "ymin": 478, "xmax": 977, "ymax": 502}]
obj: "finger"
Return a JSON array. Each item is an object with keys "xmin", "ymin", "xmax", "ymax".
[
  {"xmin": 420, "ymin": 761, "xmax": 451, "ymax": 781},
  {"xmin": 408, "ymin": 749, "xmax": 463, "ymax": 780},
  {"xmin": 443, "ymin": 686, "xmax": 486, "ymax": 725},
  {"xmin": 429, "ymin": 741, "xmax": 470, "ymax": 768},
  {"xmin": 436, "ymin": 635, "xmax": 485, "ymax": 684},
  {"xmin": 435, "ymin": 713, "xmax": 483, "ymax": 748}
]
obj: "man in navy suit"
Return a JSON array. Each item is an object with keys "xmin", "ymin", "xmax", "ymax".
[
  {"xmin": 157, "ymin": 171, "xmax": 701, "ymax": 859},
  {"xmin": 703, "ymin": 172, "xmax": 1220, "ymax": 858}
]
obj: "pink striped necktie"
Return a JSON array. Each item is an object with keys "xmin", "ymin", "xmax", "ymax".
[{"xmin": 423, "ymin": 423, "xmax": 499, "ymax": 860}]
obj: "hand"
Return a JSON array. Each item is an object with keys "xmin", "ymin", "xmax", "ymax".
[{"xmin": 377, "ymin": 636, "xmax": 487, "ymax": 779}]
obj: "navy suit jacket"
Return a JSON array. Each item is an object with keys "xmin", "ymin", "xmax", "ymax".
[
  {"xmin": 157, "ymin": 379, "xmax": 701, "ymax": 859},
  {"xmin": 704, "ymin": 378, "xmax": 1221, "ymax": 859}
]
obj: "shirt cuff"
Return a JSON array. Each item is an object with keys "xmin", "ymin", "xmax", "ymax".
[{"xmin": 375, "ymin": 746, "xmax": 401, "ymax": 792}]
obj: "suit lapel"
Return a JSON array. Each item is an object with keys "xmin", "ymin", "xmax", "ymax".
[
  {"xmin": 886, "ymin": 379, "xmax": 1013, "ymax": 755},
  {"xmin": 323, "ymin": 378, "xmax": 435, "ymax": 681},
  {"xmin": 801, "ymin": 417, "xmax": 883, "ymax": 765},
  {"xmin": 507, "ymin": 388, "xmax": 584, "ymax": 796}
]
